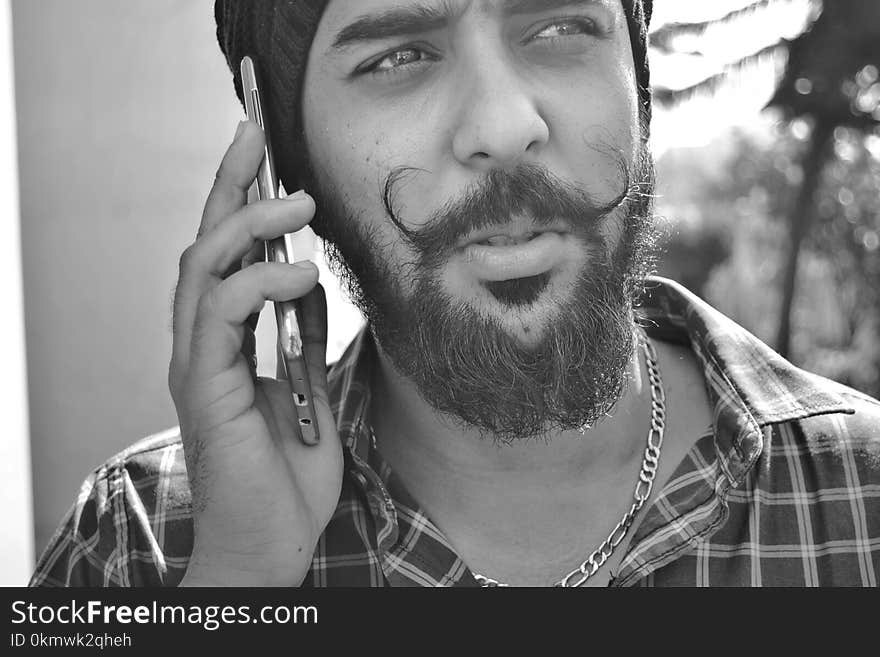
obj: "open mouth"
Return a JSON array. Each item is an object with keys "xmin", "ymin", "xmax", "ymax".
[{"xmin": 483, "ymin": 272, "xmax": 552, "ymax": 306}]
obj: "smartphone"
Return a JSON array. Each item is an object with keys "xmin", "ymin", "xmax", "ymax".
[{"xmin": 240, "ymin": 55, "xmax": 319, "ymax": 446}]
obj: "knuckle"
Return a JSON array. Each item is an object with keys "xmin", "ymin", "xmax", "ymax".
[
  {"xmin": 178, "ymin": 243, "xmax": 198, "ymax": 275},
  {"xmin": 250, "ymin": 199, "xmax": 280, "ymax": 231},
  {"xmin": 238, "ymin": 206, "xmax": 261, "ymax": 242},
  {"xmin": 169, "ymin": 281, "xmax": 179, "ymax": 311},
  {"xmin": 213, "ymin": 158, "xmax": 233, "ymax": 186},
  {"xmin": 168, "ymin": 362, "xmax": 182, "ymax": 401}
]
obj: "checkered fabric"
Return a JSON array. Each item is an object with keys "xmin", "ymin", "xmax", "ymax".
[{"xmin": 30, "ymin": 278, "xmax": 880, "ymax": 587}]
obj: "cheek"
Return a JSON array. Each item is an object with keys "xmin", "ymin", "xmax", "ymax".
[
  {"xmin": 606, "ymin": 58, "xmax": 641, "ymax": 162},
  {"xmin": 549, "ymin": 96, "xmax": 639, "ymax": 212},
  {"xmin": 303, "ymin": 101, "xmax": 427, "ymax": 285},
  {"xmin": 307, "ymin": 118, "xmax": 437, "ymax": 244},
  {"xmin": 307, "ymin": 123, "xmax": 378, "ymax": 209},
  {"xmin": 304, "ymin": 83, "xmax": 370, "ymax": 209},
  {"xmin": 303, "ymin": 70, "xmax": 444, "ymax": 222},
  {"xmin": 565, "ymin": 83, "xmax": 637, "ymax": 158},
  {"xmin": 314, "ymin": 141, "xmax": 395, "ymax": 260},
  {"xmin": 550, "ymin": 43, "xmax": 641, "ymax": 166}
]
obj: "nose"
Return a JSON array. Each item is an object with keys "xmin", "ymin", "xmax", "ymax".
[{"xmin": 451, "ymin": 59, "xmax": 550, "ymax": 171}]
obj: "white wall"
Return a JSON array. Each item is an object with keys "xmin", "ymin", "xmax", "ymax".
[
  {"xmin": 0, "ymin": 0, "xmax": 33, "ymax": 586},
  {"xmin": 13, "ymin": 0, "xmax": 363, "ymax": 569}
]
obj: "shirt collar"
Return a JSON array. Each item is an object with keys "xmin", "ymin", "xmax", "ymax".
[{"xmin": 637, "ymin": 276, "xmax": 855, "ymax": 485}]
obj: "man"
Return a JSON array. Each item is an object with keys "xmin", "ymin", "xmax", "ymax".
[{"xmin": 31, "ymin": 0, "xmax": 880, "ymax": 587}]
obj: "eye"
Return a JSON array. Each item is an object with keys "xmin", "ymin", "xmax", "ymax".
[
  {"xmin": 531, "ymin": 17, "xmax": 600, "ymax": 41},
  {"xmin": 358, "ymin": 46, "xmax": 437, "ymax": 76}
]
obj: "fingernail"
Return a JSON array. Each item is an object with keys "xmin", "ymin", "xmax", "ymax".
[
  {"xmin": 233, "ymin": 120, "xmax": 247, "ymax": 142},
  {"xmin": 286, "ymin": 189, "xmax": 309, "ymax": 201},
  {"xmin": 293, "ymin": 260, "xmax": 317, "ymax": 271}
]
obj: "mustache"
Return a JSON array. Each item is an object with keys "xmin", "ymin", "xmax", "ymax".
[{"xmin": 381, "ymin": 157, "xmax": 639, "ymax": 258}]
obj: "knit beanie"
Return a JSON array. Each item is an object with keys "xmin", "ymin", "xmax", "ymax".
[{"xmin": 215, "ymin": 0, "xmax": 653, "ymax": 189}]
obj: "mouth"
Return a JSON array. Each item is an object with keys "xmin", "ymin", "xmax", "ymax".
[
  {"xmin": 456, "ymin": 229, "xmax": 571, "ymax": 282},
  {"xmin": 470, "ymin": 230, "xmax": 542, "ymax": 247},
  {"xmin": 484, "ymin": 272, "xmax": 552, "ymax": 307},
  {"xmin": 457, "ymin": 220, "xmax": 570, "ymax": 250}
]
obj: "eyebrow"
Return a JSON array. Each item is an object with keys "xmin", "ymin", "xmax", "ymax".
[{"xmin": 330, "ymin": 0, "xmax": 610, "ymax": 51}]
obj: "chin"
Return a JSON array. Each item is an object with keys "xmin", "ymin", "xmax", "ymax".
[{"xmin": 445, "ymin": 267, "xmax": 586, "ymax": 348}]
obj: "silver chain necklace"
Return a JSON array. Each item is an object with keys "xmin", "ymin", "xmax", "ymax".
[{"xmin": 472, "ymin": 329, "xmax": 666, "ymax": 587}]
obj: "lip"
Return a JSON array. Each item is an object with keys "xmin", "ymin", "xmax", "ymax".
[
  {"xmin": 456, "ymin": 220, "xmax": 570, "ymax": 249},
  {"xmin": 459, "ymin": 231, "xmax": 568, "ymax": 281}
]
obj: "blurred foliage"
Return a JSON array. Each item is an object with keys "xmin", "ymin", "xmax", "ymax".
[
  {"xmin": 765, "ymin": 0, "xmax": 880, "ymax": 356},
  {"xmin": 655, "ymin": 123, "xmax": 880, "ymax": 398},
  {"xmin": 651, "ymin": 0, "xmax": 880, "ymax": 396}
]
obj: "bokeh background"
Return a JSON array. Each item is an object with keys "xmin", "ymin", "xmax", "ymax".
[
  {"xmin": 3, "ymin": 0, "xmax": 878, "ymax": 584},
  {"xmin": 651, "ymin": 0, "xmax": 880, "ymax": 398}
]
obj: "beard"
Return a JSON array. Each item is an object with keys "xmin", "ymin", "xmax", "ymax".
[{"xmin": 299, "ymin": 141, "xmax": 659, "ymax": 444}]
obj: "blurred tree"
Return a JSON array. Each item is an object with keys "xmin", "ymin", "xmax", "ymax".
[
  {"xmin": 657, "ymin": 124, "xmax": 880, "ymax": 397},
  {"xmin": 653, "ymin": 0, "xmax": 880, "ymax": 358}
]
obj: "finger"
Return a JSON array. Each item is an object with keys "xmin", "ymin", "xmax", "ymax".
[
  {"xmin": 193, "ymin": 196, "xmax": 315, "ymax": 283},
  {"xmin": 188, "ymin": 261, "xmax": 319, "ymax": 382},
  {"xmin": 242, "ymin": 322, "xmax": 257, "ymax": 378},
  {"xmin": 268, "ymin": 283, "xmax": 333, "ymax": 447},
  {"xmin": 199, "ymin": 120, "xmax": 266, "ymax": 238},
  {"xmin": 300, "ymin": 284, "xmax": 336, "ymax": 445},
  {"xmin": 220, "ymin": 221, "xmax": 266, "ymax": 286},
  {"xmin": 170, "ymin": 118, "xmax": 263, "ymax": 388},
  {"xmin": 171, "ymin": 195, "xmax": 315, "ymax": 372},
  {"xmin": 241, "ymin": 239, "xmax": 265, "ymax": 271},
  {"xmin": 241, "ymin": 240, "xmax": 266, "ymax": 338},
  {"xmin": 241, "ymin": 241, "xmax": 266, "ymax": 338},
  {"xmin": 299, "ymin": 283, "xmax": 330, "ymax": 406}
]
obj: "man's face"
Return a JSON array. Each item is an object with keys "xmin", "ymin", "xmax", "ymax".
[{"xmin": 299, "ymin": 0, "xmax": 657, "ymax": 441}]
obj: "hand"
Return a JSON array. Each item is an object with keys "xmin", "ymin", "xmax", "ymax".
[{"xmin": 169, "ymin": 121, "xmax": 343, "ymax": 586}]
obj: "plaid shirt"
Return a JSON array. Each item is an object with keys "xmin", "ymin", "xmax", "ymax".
[{"xmin": 30, "ymin": 278, "xmax": 880, "ymax": 587}]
